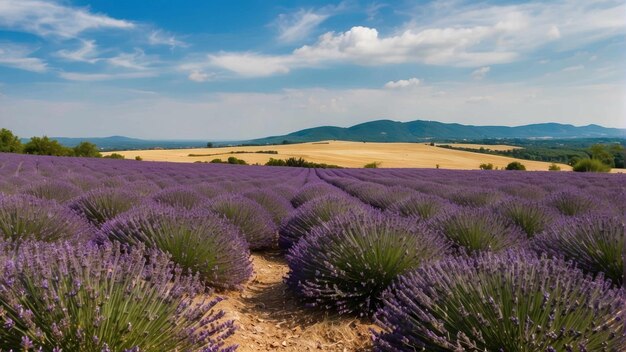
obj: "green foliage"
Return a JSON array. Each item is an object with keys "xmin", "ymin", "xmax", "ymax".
[
  {"xmin": 73, "ymin": 141, "xmax": 102, "ymax": 157},
  {"xmin": 265, "ymin": 157, "xmax": 341, "ymax": 168},
  {"xmin": 364, "ymin": 161, "xmax": 381, "ymax": 168},
  {"xmin": 210, "ymin": 158, "xmax": 222, "ymax": 163},
  {"xmin": 206, "ymin": 142, "xmax": 213, "ymax": 148},
  {"xmin": 479, "ymin": 163, "xmax": 494, "ymax": 170},
  {"xmin": 104, "ymin": 153, "xmax": 125, "ymax": 159},
  {"xmin": 572, "ymin": 158, "xmax": 610, "ymax": 172},
  {"xmin": 23, "ymin": 136, "xmax": 73, "ymax": 156},
  {"xmin": 0, "ymin": 128, "xmax": 23, "ymax": 153},
  {"xmin": 505, "ymin": 161, "xmax": 526, "ymax": 170},
  {"xmin": 135, "ymin": 155, "xmax": 143, "ymax": 161},
  {"xmin": 548, "ymin": 163, "xmax": 561, "ymax": 171},
  {"xmin": 589, "ymin": 144, "xmax": 615, "ymax": 167},
  {"xmin": 227, "ymin": 156, "xmax": 247, "ymax": 165}
]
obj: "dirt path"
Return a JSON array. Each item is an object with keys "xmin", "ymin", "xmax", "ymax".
[{"xmin": 219, "ymin": 251, "xmax": 375, "ymax": 351}]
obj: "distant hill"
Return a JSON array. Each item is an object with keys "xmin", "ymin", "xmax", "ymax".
[
  {"xmin": 246, "ymin": 120, "xmax": 626, "ymax": 144},
  {"xmin": 20, "ymin": 136, "xmax": 209, "ymax": 151}
]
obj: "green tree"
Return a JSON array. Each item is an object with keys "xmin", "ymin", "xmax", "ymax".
[
  {"xmin": 364, "ymin": 162, "xmax": 381, "ymax": 168},
  {"xmin": 589, "ymin": 144, "xmax": 615, "ymax": 167},
  {"xmin": 72, "ymin": 142, "xmax": 101, "ymax": 158},
  {"xmin": 572, "ymin": 158, "xmax": 610, "ymax": 172},
  {"xmin": 479, "ymin": 163, "xmax": 494, "ymax": 170},
  {"xmin": 0, "ymin": 128, "xmax": 23, "ymax": 153},
  {"xmin": 206, "ymin": 142, "xmax": 213, "ymax": 148},
  {"xmin": 505, "ymin": 161, "xmax": 526, "ymax": 171},
  {"xmin": 23, "ymin": 136, "xmax": 73, "ymax": 156}
]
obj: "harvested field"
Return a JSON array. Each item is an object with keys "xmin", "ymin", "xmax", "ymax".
[{"xmin": 104, "ymin": 140, "xmax": 569, "ymax": 171}]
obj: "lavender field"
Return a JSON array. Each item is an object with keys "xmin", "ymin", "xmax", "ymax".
[{"xmin": 0, "ymin": 152, "xmax": 624, "ymax": 351}]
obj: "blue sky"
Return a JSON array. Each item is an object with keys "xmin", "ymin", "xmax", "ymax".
[{"xmin": 0, "ymin": 0, "xmax": 624, "ymax": 139}]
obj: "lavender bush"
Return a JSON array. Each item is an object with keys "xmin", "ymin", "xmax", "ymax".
[
  {"xmin": 290, "ymin": 182, "xmax": 339, "ymax": 207},
  {"xmin": 0, "ymin": 241, "xmax": 236, "ymax": 351},
  {"xmin": 0, "ymin": 194, "xmax": 93, "ymax": 243},
  {"xmin": 70, "ymin": 188, "xmax": 143, "ymax": 226},
  {"xmin": 208, "ymin": 194, "xmax": 276, "ymax": 250},
  {"xmin": 374, "ymin": 251, "xmax": 626, "ymax": 351},
  {"xmin": 243, "ymin": 189, "xmax": 294, "ymax": 225},
  {"xmin": 547, "ymin": 190, "xmax": 597, "ymax": 216},
  {"xmin": 278, "ymin": 194, "xmax": 366, "ymax": 249},
  {"xmin": 22, "ymin": 180, "xmax": 81, "ymax": 203},
  {"xmin": 435, "ymin": 207, "xmax": 525, "ymax": 253},
  {"xmin": 286, "ymin": 212, "xmax": 450, "ymax": 315},
  {"xmin": 387, "ymin": 193, "xmax": 449, "ymax": 220},
  {"xmin": 533, "ymin": 215, "xmax": 624, "ymax": 286},
  {"xmin": 100, "ymin": 206, "xmax": 252, "ymax": 289},
  {"xmin": 497, "ymin": 198, "xmax": 556, "ymax": 237}
]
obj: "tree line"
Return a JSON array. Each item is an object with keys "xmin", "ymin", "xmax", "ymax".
[{"xmin": 0, "ymin": 128, "xmax": 114, "ymax": 158}]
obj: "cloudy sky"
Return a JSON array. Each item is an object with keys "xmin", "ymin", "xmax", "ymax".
[{"xmin": 0, "ymin": 0, "xmax": 624, "ymax": 139}]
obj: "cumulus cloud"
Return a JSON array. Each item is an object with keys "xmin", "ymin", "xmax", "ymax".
[
  {"xmin": 471, "ymin": 66, "xmax": 490, "ymax": 79},
  {"xmin": 384, "ymin": 78, "xmax": 421, "ymax": 89},
  {"xmin": 0, "ymin": 0, "xmax": 134, "ymax": 38},
  {"xmin": 0, "ymin": 45, "xmax": 47, "ymax": 72},
  {"xmin": 200, "ymin": 0, "xmax": 625, "ymax": 77}
]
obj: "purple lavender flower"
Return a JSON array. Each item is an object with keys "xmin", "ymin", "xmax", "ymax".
[
  {"xmin": 286, "ymin": 211, "xmax": 450, "ymax": 315},
  {"xmin": 374, "ymin": 251, "xmax": 626, "ymax": 351},
  {"xmin": 0, "ymin": 241, "xmax": 236, "ymax": 351},
  {"xmin": 69, "ymin": 188, "xmax": 143, "ymax": 226},
  {"xmin": 100, "ymin": 205, "xmax": 252, "ymax": 289}
]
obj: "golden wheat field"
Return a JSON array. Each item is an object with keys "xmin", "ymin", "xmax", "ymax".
[{"xmin": 104, "ymin": 140, "xmax": 572, "ymax": 171}]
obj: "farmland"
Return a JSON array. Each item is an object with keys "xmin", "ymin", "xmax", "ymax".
[
  {"xmin": 104, "ymin": 140, "xmax": 570, "ymax": 171},
  {"xmin": 0, "ymin": 152, "xmax": 624, "ymax": 351}
]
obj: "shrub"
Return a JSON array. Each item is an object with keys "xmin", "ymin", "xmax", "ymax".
[
  {"xmin": 208, "ymin": 195, "xmax": 276, "ymax": 250},
  {"xmin": 227, "ymin": 156, "xmax": 247, "ymax": 165},
  {"xmin": 387, "ymin": 194, "xmax": 449, "ymax": 220},
  {"xmin": 547, "ymin": 190, "xmax": 596, "ymax": 216},
  {"xmin": 23, "ymin": 136, "xmax": 72, "ymax": 156},
  {"xmin": 243, "ymin": 189, "xmax": 294, "ymax": 225},
  {"xmin": 497, "ymin": 198, "xmax": 556, "ymax": 237},
  {"xmin": 69, "ymin": 188, "xmax": 143, "ymax": 226},
  {"xmin": 548, "ymin": 163, "xmax": 561, "ymax": 171},
  {"xmin": 100, "ymin": 206, "xmax": 252, "ymax": 289},
  {"xmin": 435, "ymin": 207, "xmax": 525, "ymax": 253},
  {"xmin": 0, "ymin": 128, "xmax": 23, "ymax": 153},
  {"xmin": 279, "ymin": 194, "xmax": 366, "ymax": 250},
  {"xmin": 533, "ymin": 215, "xmax": 624, "ymax": 286},
  {"xmin": 364, "ymin": 161, "xmax": 381, "ymax": 168},
  {"xmin": 0, "ymin": 241, "xmax": 236, "ymax": 351},
  {"xmin": 479, "ymin": 163, "xmax": 493, "ymax": 170},
  {"xmin": 22, "ymin": 180, "xmax": 82, "ymax": 203},
  {"xmin": 286, "ymin": 212, "xmax": 449, "ymax": 315},
  {"xmin": 504, "ymin": 161, "xmax": 526, "ymax": 170},
  {"xmin": 373, "ymin": 251, "xmax": 625, "ymax": 351},
  {"xmin": 104, "ymin": 153, "xmax": 125, "ymax": 159},
  {"xmin": 572, "ymin": 158, "xmax": 611, "ymax": 172},
  {"xmin": 290, "ymin": 182, "xmax": 338, "ymax": 207},
  {"xmin": 0, "ymin": 195, "xmax": 93, "ymax": 243},
  {"xmin": 210, "ymin": 158, "xmax": 223, "ymax": 163},
  {"xmin": 135, "ymin": 155, "xmax": 143, "ymax": 161},
  {"xmin": 153, "ymin": 186, "xmax": 206, "ymax": 210}
]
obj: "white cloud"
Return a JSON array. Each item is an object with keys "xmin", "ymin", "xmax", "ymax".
[
  {"xmin": 148, "ymin": 30, "xmax": 187, "ymax": 48},
  {"xmin": 201, "ymin": 0, "xmax": 625, "ymax": 77},
  {"xmin": 188, "ymin": 70, "xmax": 212, "ymax": 82},
  {"xmin": 277, "ymin": 10, "xmax": 330, "ymax": 43},
  {"xmin": 58, "ymin": 71, "xmax": 156, "ymax": 81},
  {"xmin": 471, "ymin": 66, "xmax": 491, "ymax": 79},
  {"xmin": 0, "ymin": 45, "xmax": 47, "ymax": 72},
  {"xmin": 465, "ymin": 95, "xmax": 494, "ymax": 104},
  {"xmin": 384, "ymin": 78, "xmax": 421, "ymax": 89},
  {"xmin": 0, "ymin": 0, "xmax": 134, "ymax": 38},
  {"xmin": 56, "ymin": 40, "xmax": 99, "ymax": 63}
]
